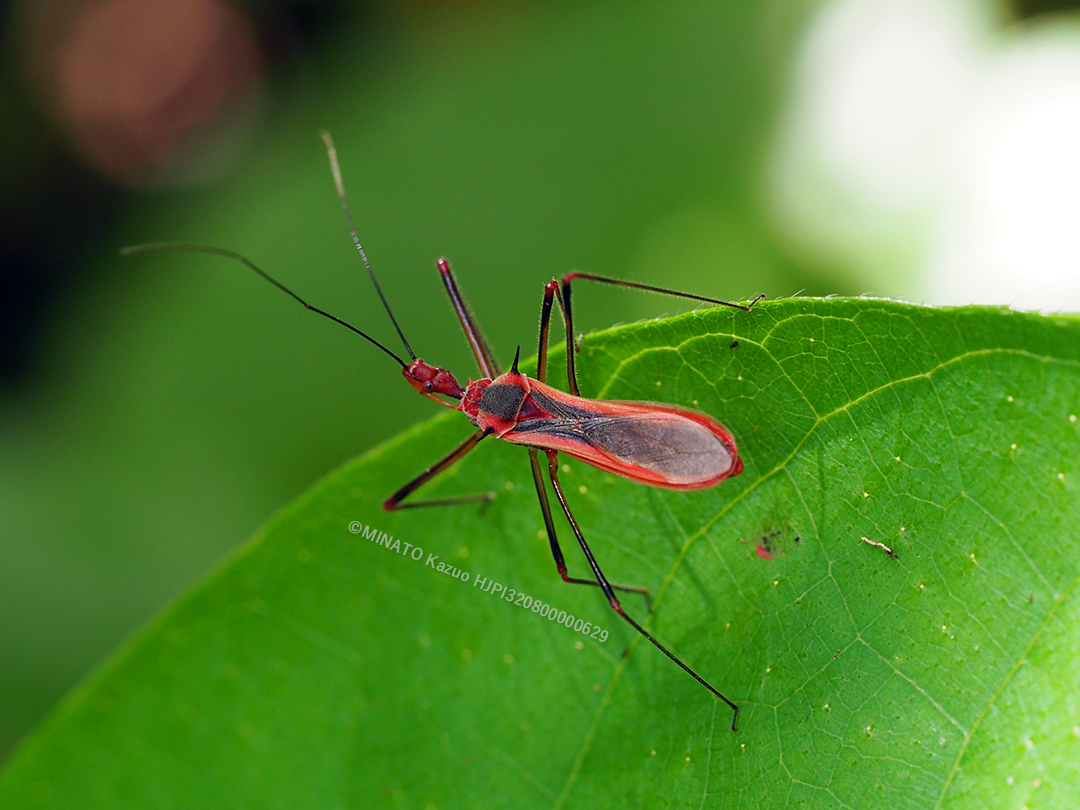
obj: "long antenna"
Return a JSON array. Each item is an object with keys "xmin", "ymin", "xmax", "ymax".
[
  {"xmin": 320, "ymin": 130, "xmax": 416, "ymax": 361},
  {"xmin": 119, "ymin": 243, "xmax": 409, "ymax": 368}
]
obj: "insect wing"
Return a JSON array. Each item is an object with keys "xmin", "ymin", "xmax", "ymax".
[
  {"xmin": 576, "ymin": 407, "xmax": 739, "ymax": 487},
  {"xmin": 506, "ymin": 385, "xmax": 742, "ymax": 489}
]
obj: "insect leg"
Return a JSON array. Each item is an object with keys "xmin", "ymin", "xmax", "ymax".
[
  {"xmin": 437, "ymin": 259, "xmax": 501, "ymax": 378},
  {"xmin": 530, "ymin": 291, "xmax": 650, "ymax": 602},
  {"xmin": 536, "ymin": 281, "xmax": 558, "ymax": 385},
  {"xmin": 545, "ymin": 450, "xmax": 740, "ymax": 731},
  {"xmin": 558, "ymin": 272, "xmax": 765, "ymax": 395},
  {"xmin": 529, "ymin": 449, "xmax": 650, "ymax": 607},
  {"xmin": 384, "ymin": 429, "xmax": 496, "ymax": 511}
]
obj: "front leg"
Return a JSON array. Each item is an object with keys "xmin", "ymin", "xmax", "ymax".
[
  {"xmin": 384, "ymin": 429, "xmax": 495, "ymax": 510},
  {"xmin": 558, "ymin": 272, "xmax": 764, "ymax": 395}
]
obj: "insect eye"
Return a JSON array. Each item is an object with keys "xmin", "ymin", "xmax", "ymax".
[{"xmin": 423, "ymin": 381, "xmax": 434, "ymax": 392}]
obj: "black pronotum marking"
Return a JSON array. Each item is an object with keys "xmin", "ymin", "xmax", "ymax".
[{"xmin": 478, "ymin": 382, "xmax": 528, "ymax": 422}]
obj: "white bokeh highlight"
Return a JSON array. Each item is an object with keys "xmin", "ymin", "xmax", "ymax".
[{"xmin": 771, "ymin": 0, "xmax": 1080, "ymax": 311}]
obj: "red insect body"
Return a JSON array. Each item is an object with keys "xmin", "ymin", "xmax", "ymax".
[{"xmin": 402, "ymin": 362, "xmax": 744, "ymax": 490}]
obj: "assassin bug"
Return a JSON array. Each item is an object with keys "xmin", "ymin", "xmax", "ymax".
[{"xmin": 123, "ymin": 132, "xmax": 763, "ymax": 731}]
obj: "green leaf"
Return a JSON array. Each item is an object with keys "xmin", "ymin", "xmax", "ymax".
[{"xmin": 2, "ymin": 298, "xmax": 1079, "ymax": 809}]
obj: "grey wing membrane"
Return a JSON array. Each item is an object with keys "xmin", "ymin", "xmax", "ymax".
[
  {"xmin": 515, "ymin": 388, "xmax": 735, "ymax": 486},
  {"xmin": 576, "ymin": 413, "xmax": 734, "ymax": 485}
]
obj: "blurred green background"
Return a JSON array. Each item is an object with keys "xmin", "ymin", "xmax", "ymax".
[{"xmin": 1, "ymin": 0, "xmax": 1077, "ymax": 764}]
